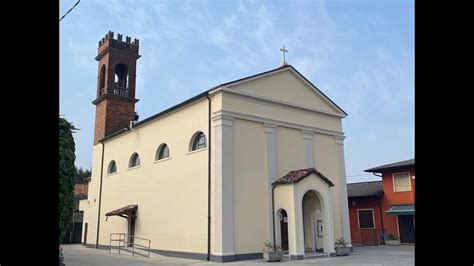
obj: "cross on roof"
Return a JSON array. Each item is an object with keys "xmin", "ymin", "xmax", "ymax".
[{"xmin": 280, "ymin": 45, "xmax": 288, "ymax": 67}]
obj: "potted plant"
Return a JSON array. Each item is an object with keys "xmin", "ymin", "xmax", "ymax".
[
  {"xmin": 263, "ymin": 241, "xmax": 283, "ymax": 262},
  {"xmin": 334, "ymin": 238, "xmax": 351, "ymax": 256},
  {"xmin": 385, "ymin": 233, "xmax": 401, "ymax": 246}
]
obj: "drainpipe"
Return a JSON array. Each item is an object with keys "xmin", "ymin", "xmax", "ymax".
[
  {"xmin": 96, "ymin": 141, "xmax": 105, "ymax": 248},
  {"xmin": 206, "ymin": 95, "xmax": 212, "ymax": 261},
  {"xmin": 376, "ymin": 195, "xmax": 385, "ymax": 245},
  {"xmin": 372, "ymin": 172, "xmax": 384, "ymax": 244}
]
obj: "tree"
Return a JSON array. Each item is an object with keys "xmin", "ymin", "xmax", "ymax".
[
  {"xmin": 75, "ymin": 166, "xmax": 91, "ymax": 183},
  {"xmin": 59, "ymin": 117, "xmax": 77, "ymax": 242}
]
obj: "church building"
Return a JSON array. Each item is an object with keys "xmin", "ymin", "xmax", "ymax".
[{"xmin": 80, "ymin": 31, "xmax": 352, "ymax": 262}]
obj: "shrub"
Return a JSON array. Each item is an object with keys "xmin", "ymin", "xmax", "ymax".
[
  {"xmin": 385, "ymin": 233, "xmax": 400, "ymax": 240},
  {"xmin": 263, "ymin": 241, "xmax": 282, "ymax": 252},
  {"xmin": 334, "ymin": 237, "xmax": 347, "ymax": 247}
]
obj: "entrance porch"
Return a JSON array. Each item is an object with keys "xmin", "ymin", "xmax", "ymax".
[{"xmin": 272, "ymin": 168, "xmax": 337, "ymax": 260}]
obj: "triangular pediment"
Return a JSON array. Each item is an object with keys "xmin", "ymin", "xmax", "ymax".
[{"xmin": 225, "ymin": 66, "xmax": 346, "ymax": 117}]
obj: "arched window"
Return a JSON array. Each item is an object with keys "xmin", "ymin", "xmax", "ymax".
[
  {"xmin": 156, "ymin": 144, "xmax": 170, "ymax": 160},
  {"xmin": 114, "ymin": 64, "xmax": 129, "ymax": 88},
  {"xmin": 99, "ymin": 65, "xmax": 106, "ymax": 95},
  {"xmin": 114, "ymin": 64, "xmax": 129, "ymax": 97},
  {"xmin": 108, "ymin": 160, "xmax": 117, "ymax": 174},
  {"xmin": 190, "ymin": 132, "xmax": 207, "ymax": 151},
  {"xmin": 129, "ymin": 153, "xmax": 140, "ymax": 168}
]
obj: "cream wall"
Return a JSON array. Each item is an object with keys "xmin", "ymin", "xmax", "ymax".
[
  {"xmin": 221, "ymin": 93, "xmax": 342, "ymax": 133},
  {"xmin": 81, "ymin": 144, "xmax": 105, "ymax": 246},
  {"xmin": 276, "ymin": 126, "xmax": 306, "ymax": 177},
  {"xmin": 232, "ymin": 119, "xmax": 268, "ymax": 254},
  {"xmin": 273, "ymin": 184, "xmax": 298, "ymax": 254},
  {"xmin": 83, "ymin": 98, "xmax": 210, "ymax": 253},
  {"xmin": 313, "ymin": 133, "xmax": 342, "ymax": 240}
]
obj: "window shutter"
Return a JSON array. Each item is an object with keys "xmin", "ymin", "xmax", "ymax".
[{"xmin": 393, "ymin": 172, "xmax": 410, "ymax": 192}]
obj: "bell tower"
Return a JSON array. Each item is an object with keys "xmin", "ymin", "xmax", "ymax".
[{"xmin": 92, "ymin": 31, "xmax": 141, "ymax": 145}]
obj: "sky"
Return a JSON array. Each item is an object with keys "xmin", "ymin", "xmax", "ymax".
[{"xmin": 60, "ymin": 0, "xmax": 414, "ymax": 184}]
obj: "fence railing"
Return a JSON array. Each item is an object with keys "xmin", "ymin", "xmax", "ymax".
[
  {"xmin": 109, "ymin": 233, "xmax": 151, "ymax": 258},
  {"xmin": 113, "ymin": 86, "xmax": 129, "ymax": 97}
]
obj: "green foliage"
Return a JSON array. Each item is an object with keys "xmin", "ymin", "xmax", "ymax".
[
  {"xmin": 75, "ymin": 166, "xmax": 91, "ymax": 183},
  {"xmin": 385, "ymin": 233, "xmax": 399, "ymax": 240},
  {"xmin": 59, "ymin": 117, "xmax": 77, "ymax": 242}
]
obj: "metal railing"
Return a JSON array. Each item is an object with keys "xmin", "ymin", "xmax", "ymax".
[
  {"xmin": 109, "ymin": 233, "xmax": 151, "ymax": 258},
  {"xmin": 113, "ymin": 85, "xmax": 129, "ymax": 97}
]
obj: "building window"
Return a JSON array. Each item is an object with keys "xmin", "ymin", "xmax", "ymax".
[
  {"xmin": 108, "ymin": 160, "xmax": 117, "ymax": 174},
  {"xmin": 129, "ymin": 153, "xmax": 140, "ymax": 168},
  {"xmin": 357, "ymin": 209, "xmax": 375, "ymax": 229},
  {"xmin": 393, "ymin": 172, "xmax": 411, "ymax": 192},
  {"xmin": 190, "ymin": 132, "xmax": 207, "ymax": 151},
  {"xmin": 156, "ymin": 144, "xmax": 170, "ymax": 160},
  {"xmin": 99, "ymin": 65, "xmax": 106, "ymax": 96}
]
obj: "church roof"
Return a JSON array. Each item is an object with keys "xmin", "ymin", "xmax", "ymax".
[
  {"xmin": 100, "ymin": 65, "xmax": 347, "ymax": 143},
  {"xmin": 272, "ymin": 167, "xmax": 334, "ymax": 187},
  {"xmin": 364, "ymin": 159, "xmax": 415, "ymax": 173}
]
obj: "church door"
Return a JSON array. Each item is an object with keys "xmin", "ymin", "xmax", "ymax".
[
  {"xmin": 128, "ymin": 216, "xmax": 136, "ymax": 247},
  {"xmin": 280, "ymin": 210, "xmax": 289, "ymax": 251}
]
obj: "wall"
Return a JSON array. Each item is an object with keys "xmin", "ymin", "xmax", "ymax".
[
  {"xmin": 83, "ymin": 98, "xmax": 209, "ymax": 254},
  {"xmin": 313, "ymin": 133, "xmax": 342, "ymax": 242},
  {"xmin": 276, "ymin": 126, "xmax": 306, "ymax": 177},
  {"xmin": 219, "ymin": 68, "xmax": 346, "ymax": 256},
  {"xmin": 380, "ymin": 166, "xmax": 415, "ymax": 238},
  {"xmin": 232, "ymin": 119, "xmax": 267, "ymax": 254},
  {"xmin": 348, "ymin": 196, "xmax": 383, "ymax": 245},
  {"xmin": 222, "ymin": 92, "xmax": 342, "ymax": 133}
]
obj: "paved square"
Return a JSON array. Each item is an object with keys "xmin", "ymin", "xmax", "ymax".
[{"xmin": 62, "ymin": 244, "xmax": 414, "ymax": 265}]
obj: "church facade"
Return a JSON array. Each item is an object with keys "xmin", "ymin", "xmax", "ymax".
[{"xmin": 80, "ymin": 31, "xmax": 352, "ymax": 262}]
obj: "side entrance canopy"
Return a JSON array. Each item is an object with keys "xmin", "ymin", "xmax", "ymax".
[
  {"xmin": 385, "ymin": 204, "xmax": 414, "ymax": 215},
  {"xmin": 105, "ymin": 204, "xmax": 138, "ymax": 220}
]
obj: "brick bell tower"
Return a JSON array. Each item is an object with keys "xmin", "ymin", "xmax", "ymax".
[{"xmin": 92, "ymin": 31, "xmax": 141, "ymax": 145}]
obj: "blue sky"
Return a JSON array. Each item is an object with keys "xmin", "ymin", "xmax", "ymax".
[{"xmin": 60, "ymin": 0, "xmax": 414, "ymax": 183}]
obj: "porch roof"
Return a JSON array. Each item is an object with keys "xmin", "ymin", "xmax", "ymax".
[
  {"xmin": 105, "ymin": 204, "xmax": 138, "ymax": 218},
  {"xmin": 272, "ymin": 167, "xmax": 334, "ymax": 187},
  {"xmin": 385, "ymin": 204, "xmax": 415, "ymax": 215}
]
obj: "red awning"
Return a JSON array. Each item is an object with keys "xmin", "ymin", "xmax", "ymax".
[{"xmin": 105, "ymin": 204, "xmax": 138, "ymax": 219}]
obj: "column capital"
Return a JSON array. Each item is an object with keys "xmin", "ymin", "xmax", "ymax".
[
  {"xmin": 302, "ymin": 130, "xmax": 313, "ymax": 140},
  {"xmin": 212, "ymin": 114, "xmax": 234, "ymax": 127},
  {"xmin": 335, "ymin": 135, "xmax": 345, "ymax": 145},
  {"xmin": 264, "ymin": 123, "xmax": 278, "ymax": 134}
]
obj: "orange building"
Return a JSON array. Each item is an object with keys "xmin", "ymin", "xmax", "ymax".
[{"xmin": 347, "ymin": 159, "xmax": 415, "ymax": 245}]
